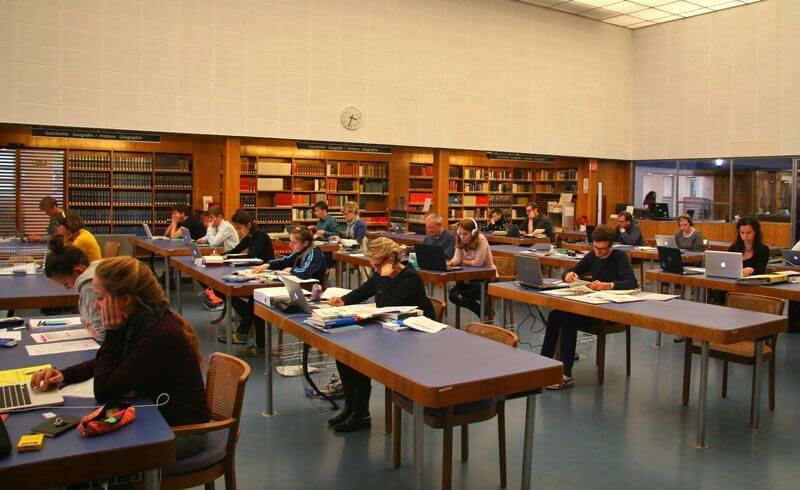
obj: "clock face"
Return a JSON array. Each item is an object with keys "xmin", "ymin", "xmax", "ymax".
[{"xmin": 340, "ymin": 106, "xmax": 363, "ymax": 130}]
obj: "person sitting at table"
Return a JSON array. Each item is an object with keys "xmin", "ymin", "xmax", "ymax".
[
  {"xmin": 327, "ymin": 237, "xmax": 435, "ymax": 432},
  {"xmin": 524, "ymin": 203, "xmax": 553, "ymax": 238},
  {"xmin": 310, "ymin": 201, "xmax": 340, "ymax": 240},
  {"xmin": 31, "ymin": 256, "xmax": 210, "ymax": 460},
  {"xmin": 421, "ymin": 213, "xmax": 455, "ymax": 260},
  {"xmin": 643, "ymin": 191, "xmax": 657, "ymax": 212},
  {"xmin": 44, "ymin": 235, "xmax": 106, "ymax": 342},
  {"xmin": 55, "ymin": 210, "xmax": 102, "ymax": 263},
  {"xmin": 342, "ymin": 201, "xmax": 367, "ymax": 244},
  {"xmin": 540, "ymin": 224, "xmax": 638, "ymax": 390},
  {"xmin": 27, "ymin": 195, "xmax": 64, "ymax": 242},
  {"xmin": 447, "ymin": 218, "xmax": 497, "ymax": 318},
  {"xmin": 197, "ymin": 205, "xmax": 239, "ymax": 251},
  {"xmin": 215, "ymin": 209, "xmax": 275, "ymax": 348},
  {"xmin": 674, "ymin": 214, "xmax": 705, "ymax": 251},
  {"xmin": 482, "ymin": 208, "xmax": 507, "ymax": 233},
  {"xmin": 729, "ymin": 216, "xmax": 769, "ymax": 277},
  {"xmin": 164, "ymin": 204, "xmax": 207, "ymax": 240},
  {"xmin": 614, "ymin": 211, "xmax": 643, "ymax": 246}
]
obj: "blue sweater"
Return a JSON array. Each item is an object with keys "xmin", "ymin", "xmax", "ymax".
[
  {"xmin": 267, "ymin": 246, "xmax": 327, "ymax": 282},
  {"xmin": 316, "ymin": 214, "xmax": 340, "ymax": 238},
  {"xmin": 345, "ymin": 219, "xmax": 367, "ymax": 243}
]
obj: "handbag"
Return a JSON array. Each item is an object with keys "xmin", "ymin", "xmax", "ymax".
[{"xmin": 78, "ymin": 402, "xmax": 136, "ymax": 437}]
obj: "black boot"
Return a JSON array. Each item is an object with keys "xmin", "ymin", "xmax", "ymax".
[
  {"xmin": 333, "ymin": 412, "xmax": 371, "ymax": 432},
  {"xmin": 327, "ymin": 406, "xmax": 352, "ymax": 426}
]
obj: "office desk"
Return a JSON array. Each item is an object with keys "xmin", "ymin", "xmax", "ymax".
[
  {"xmin": 558, "ymin": 230, "xmax": 587, "ymax": 243},
  {"xmin": 254, "ymin": 303, "xmax": 562, "ymax": 490},
  {"xmin": 771, "ymin": 261, "xmax": 800, "ymax": 273},
  {"xmin": 484, "ymin": 234, "xmax": 548, "ymax": 246},
  {"xmin": 488, "ymin": 281, "xmax": 787, "ymax": 448},
  {"xmin": 0, "ymin": 273, "xmax": 78, "ymax": 310},
  {"xmin": 129, "ymin": 237, "xmax": 218, "ymax": 303},
  {"xmin": 490, "ymin": 245, "xmax": 581, "ymax": 268},
  {"xmin": 169, "ymin": 256, "xmax": 281, "ymax": 354},
  {"xmin": 645, "ymin": 269, "xmax": 800, "ymax": 302},
  {"xmin": 366, "ymin": 232, "xmax": 426, "ymax": 246},
  {"xmin": 704, "ymin": 241, "xmax": 782, "ymax": 255},
  {"xmin": 0, "ymin": 328, "xmax": 174, "ymax": 489},
  {"xmin": 332, "ymin": 250, "xmax": 369, "ymax": 288}
]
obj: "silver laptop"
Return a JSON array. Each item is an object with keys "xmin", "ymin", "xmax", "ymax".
[
  {"xmin": 0, "ymin": 382, "xmax": 63, "ymax": 413},
  {"xmin": 781, "ymin": 249, "xmax": 800, "ymax": 266},
  {"xmin": 515, "ymin": 255, "xmax": 568, "ymax": 290},
  {"xmin": 180, "ymin": 227, "xmax": 192, "ymax": 245},
  {"xmin": 389, "ymin": 222, "xmax": 404, "ymax": 233},
  {"xmin": 142, "ymin": 223, "xmax": 168, "ymax": 240},
  {"xmin": 281, "ymin": 276, "xmax": 318, "ymax": 314},
  {"xmin": 655, "ymin": 235, "xmax": 678, "ymax": 249},
  {"xmin": 704, "ymin": 251, "xmax": 743, "ymax": 279}
]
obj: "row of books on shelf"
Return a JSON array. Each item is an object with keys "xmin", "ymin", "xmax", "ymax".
[
  {"xmin": 363, "ymin": 216, "xmax": 389, "ymax": 225},
  {"xmin": 513, "ymin": 184, "xmax": 535, "ymax": 193},
  {"xmin": 156, "ymin": 174, "xmax": 192, "ymax": 188},
  {"xmin": 463, "ymin": 195, "xmax": 489, "ymax": 207},
  {"xmin": 360, "ymin": 164, "xmax": 387, "ymax": 178},
  {"xmin": 113, "ymin": 191, "xmax": 151, "ymax": 204},
  {"xmin": 293, "ymin": 209, "xmax": 315, "ymax": 220},
  {"xmin": 537, "ymin": 169, "xmax": 577, "ymax": 181},
  {"xmin": 327, "ymin": 179, "xmax": 356, "ymax": 192},
  {"xmin": 294, "ymin": 161, "xmax": 326, "ymax": 176},
  {"xmin": 69, "ymin": 172, "xmax": 110, "ymax": 187},
  {"xmin": 409, "ymin": 164, "xmax": 433, "ymax": 177},
  {"xmin": 113, "ymin": 154, "xmax": 153, "ymax": 171},
  {"xmin": 328, "ymin": 162, "xmax": 358, "ymax": 176},
  {"xmin": 490, "ymin": 183, "xmax": 512, "ymax": 193},
  {"xmin": 449, "ymin": 209, "xmax": 488, "ymax": 219},
  {"xmin": 154, "ymin": 192, "xmax": 192, "ymax": 205},
  {"xmin": 240, "ymin": 158, "xmax": 257, "ymax": 174},
  {"xmin": 154, "ymin": 154, "xmax": 192, "ymax": 172},
  {"xmin": 489, "ymin": 194, "xmax": 513, "ymax": 206},
  {"xmin": 291, "ymin": 193, "xmax": 326, "ymax": 206},
  {"xmin": 256, "ymin": 209, "xmax": 292, "ymax": 223},
  {"xmin": 69, "ymin": 153, "xmax": 191, "ymax": 172},
  {"xmin": 258, "ymin": 160, "xmax": 292, "ymax": 176},
  {"xmin": 259, "ymin": 178, "xmax": 292, "ymax": 191},
  {"xmin": 327, "ymin": 195, "xmax": 349, "ymax": 208},
  {"xmin": 464, "ymin": 182, "xmax": 488, "ymax": 192},
  {"xmin": 409, "ymin": 192, "xmax": 432, "ymax": 206},
  {"xmin": 240, "ymin": 194, "xmax": 256, "ymax": 207},
  {"xmin": 240, "ymin": 176, "xmax": 257, "ymax": 192},
  {"xmin": 360, "ymin": 181, "xmax": 387, "ymax": 193},
  {"xmin": 77, "ymin": 209, "xmax": 111, "ymax": 222},
  {"xmin": 409, "ymin": 179, "xmax": 433, "ymax": 191},
  {"xmin": 69, "ymin": 190, "xmax": 110, "ymax": 205},
  {"xmin": 113, "ymin": 209, "xmax": 153, "ymax": 223},
  {"xmin": 113, "ymin": 174, "xmax": 153, "ymax": 188}
]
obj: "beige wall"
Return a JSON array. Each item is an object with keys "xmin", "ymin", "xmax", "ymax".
[
  {"xmin": 632, "ymin": 0, "xmax": 800, "ymax": 160},
  {"xmin": 0, "ymin": 0, "xmax": 633, "ymax": 160}
]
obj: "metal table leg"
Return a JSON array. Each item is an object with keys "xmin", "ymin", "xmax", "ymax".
[
  {"xmin": 163, "ymin": 256, "xmax": 171, "ymax": 303},
  {"xmin": 521, "ymin": 394, "xmax": 537, "ymax": 490},
  {"xmin": 479, "ymin": 281, "xmax": 486, "ymax": 322},
  {"xmin": 143, "ymin": 469, "xmax": 160, "ymax": 489},
  {"xmin": 263, "ymin": 322, "xmax": 276, "ymax": 417},
  {"xmin": 413, "ymin": 400, "xmax": 424, "ymax": 490},
  {"xmin": 336, "ymin": 259, "xmax": 342, "ymax": 288},
  {"xmin": 501, "ymin": 298, "xmax": 507, "ymax": 328},
  {"xmin": 175, "ymin": 268, "xmax": 182, "ymax": 314},
  {"xmin": 752, "ymin": 339, "xmax": 764, "ymax": 428},
  {"xmin": 693, "ymin": 340, "xmax": 710, "ymax": 449},
  {"xmin": 224, "ymin": 295, "xmax": 232, "ymax": 355}
]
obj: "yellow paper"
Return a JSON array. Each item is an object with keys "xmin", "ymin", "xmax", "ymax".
[{"xmin": 0, "ymin": 364, "xmax": 51, "ymax": 384}]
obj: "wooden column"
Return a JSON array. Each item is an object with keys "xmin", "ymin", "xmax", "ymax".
[
  {"xmin": 432, "ymin": 149, "xmax": 450, "ymax": 220},
  {"xmin": 222, "ymin": 137, "xmax": 241, "ymax": 218}
]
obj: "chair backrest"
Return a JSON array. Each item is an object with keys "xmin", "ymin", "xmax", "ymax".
[
  {"xmin": 428, "ymin": 295, "xmax": 446, "ymax": 322},
  {"xmin": 465, "ymin": 322, "xmax": 518, "ymax": 347},
  {"xmin": 206, "ymin": 352, "xmax": 251, "ymax": 421},
  {"xmin": 493, "ymin": 255, "xmax": 516, "ymax": 279},
  {"xmin": 103, "ymin": 241, "xmax": 121, "ymax": 258},
  {"xmin": 725, "ymin": 292, "xmax": 784, "ymax": 347}
]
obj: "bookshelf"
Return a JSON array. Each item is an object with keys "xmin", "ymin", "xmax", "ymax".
[
  {"xmin": 65, "ymin": 150, "xmax": 193, "ymax": 236},
  {"xmin": 239, "ymin": 155, "xmax": 390, "ymax": 233}
]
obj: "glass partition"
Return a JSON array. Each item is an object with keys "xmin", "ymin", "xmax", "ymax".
[
  {"xmin": 731, "ymin": 158, "xmax": 793, "ymax": 223},
  {"xmin": 676, "ymin": 159, "xmax": 730, "ymax": 220},
  {"xmin": 633, "ymin": 161, "xmax": 677, "ymax": 217}
]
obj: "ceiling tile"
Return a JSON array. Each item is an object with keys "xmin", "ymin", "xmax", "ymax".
[
  {"xmin": 659, "ymin": 1, "xmax": 702, "ymax": 14},
  {"xmin": 690, "ymin": 0, "xmax": 740, "ymax": 7},
  {"xmin": 651, "ymin": 14, "xmax": 684, "ymax": 22},
  {"xmin": 551, "ymin": 1, "xmax": 597, "ymax": 13},
  {"xmin": 517, "ymin": 0, "xmax": 564, "ymax": 6},
  {"xmin": 627, "ymin": 20, "xmax": 657, "ymax": 28},
  {"xmin": 682, "ymin": 7, "xmax": 712, "ymax": 16},
  {"xmin": 605, "ymin": 14, "xmax": 643, "ymax": 26},
  {"xmin": 632, "ymin": 0, "xmax": 672, "ymax": 6},
  {"xmin": 582, "ymin": 7, "xmax": 622, "ymax": 19},
  {"xmin": 571, "ymin": 0, "xmax": 620, "ymax": 6},
  {"xmin": 604, "ymin": 1, "xmax": 649, "ymax": 14},
  {"xmin": 631, "ymin": 7, "xmax": 674, "ymax": 20},
  {"xmin": 709, "ymin": 1, "xmax": 745, "ymax": 10}
]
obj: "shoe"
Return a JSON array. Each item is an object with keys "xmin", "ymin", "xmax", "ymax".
[
  {"xmin": 333, "ymin": 413, "xmax": 371, "ymax": 433},
  {"xmin": 673, "ymin": 336, "xmax": 685, "ymax": 343},
  {"xmin": 217, "ymin": 332, "xmax": 248, "ymax": 344},
  {"xmin": 327, "ymin": 408, "xmax": 353, "ymax": 426},
  {"xmin": 546, "ymin": 376, "xmax": 574, "ymax": 391},
  {"xmin": 202, "ymin": 301, "xmax": 223, "ymax": 312},
  {"xmin": 238, "ymin": 345, "xmax": 266, "ymax": 357}
]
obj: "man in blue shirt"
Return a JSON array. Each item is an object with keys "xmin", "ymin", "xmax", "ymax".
[
  {"xmin": 312, "ymin": 201, "xmax": 340, "ymax": 240},
  {"xmin": 421, "ymin": 213, "xmax": 455, "ymax": 260}
]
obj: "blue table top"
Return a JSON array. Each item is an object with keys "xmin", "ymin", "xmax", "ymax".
[
  {"xmin": 368, "ymin": 232, "xmax": 426, "ymax": 244},
  {"xmin": 129, "ymin": 237, "xmax": 215, "ymax": 255},
  {"xmin": 0, "ymin": 324, "xmax": 174, "ymax": 475},
  {"xmin": 0, "ymin": 273, "xmax": 78, "ymax": 306},
  {"xmin": 259, "ymin": 305, "xmax": 563, "ymax": 407},
  {"xmin": 170, "ymin": 256, "xmax": 281, "ymax": 294}
]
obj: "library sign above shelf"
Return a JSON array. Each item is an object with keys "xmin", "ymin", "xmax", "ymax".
[
  {"xmin": 32, "ymin": 126, "xmax": 161, "ymax": 143},
  {"xmin": 297, "ymin": 141, "xmax": 391, "ymax": 154},
  {"xmin": 486, "ymin": 152, "xmax": 556, "ymax": 163}
]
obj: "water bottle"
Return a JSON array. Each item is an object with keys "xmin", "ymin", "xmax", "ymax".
[{"xmin": 311, "ymin": 283, "xmax": 322, "ymax": 302}]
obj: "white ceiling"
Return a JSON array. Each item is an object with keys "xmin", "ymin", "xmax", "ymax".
[{"xmin": 518, "ymin": 0, "xmax": 762, "ymax": 29}]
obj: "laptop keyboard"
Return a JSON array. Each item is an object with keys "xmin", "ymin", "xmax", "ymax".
[{"xmin": 0, "ymin": 383, "xmax": 32, "ymax": 409}]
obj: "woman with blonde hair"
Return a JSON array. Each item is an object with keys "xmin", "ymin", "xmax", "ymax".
[
  {"xmin": 31, "ymin": 256, "xmax": 210, "ymax": 459},
  {"xmin": 326, "ymin": 237, "xmax": 435, "ymax": 432},
  {"xmin": 342, "ymin": 201, "xmax": 367, "ymax": 244}
]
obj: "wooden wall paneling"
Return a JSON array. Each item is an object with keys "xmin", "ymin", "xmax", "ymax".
[
  {"xmin": 221, "ymin": 137, "xmax": 241, "ymax": 218},
  {"xmin": 596, "ymin": 160, "xmax": 631, "ymax": 225},
  {"xmin": 432, "ymin": 149, "xmax": 451, "ymax": 219},
  {"xmin": 637, "ymin": 220, "xmax": 791, "ymax": 247}
]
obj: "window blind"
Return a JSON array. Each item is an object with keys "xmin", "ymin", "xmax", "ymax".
[
  {"xmin": 19, "ymin": 149, "xmax": 65, "ymax": 234},
  {"xmin": 0, "ymin": 149, "xmax": 17, "ymax": 236}
]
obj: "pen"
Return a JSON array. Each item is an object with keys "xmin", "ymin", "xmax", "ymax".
[{"xmin": 39, "ymin": 321, "xmax": 68, "ymax": 326}]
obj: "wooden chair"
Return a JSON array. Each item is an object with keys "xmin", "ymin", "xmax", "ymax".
[
  {"xmin": 391, "ymin": 323, "xmax": 518, "ymax": 489},
  {"xmin": 577, "ymin": 321, "xmax": 631, "ymax": 385},
  {"xmin": 385, "ymin": 294, "xmax": 447, "ymax": 434},
  {"xmin": 488, "ymin": 256, "xmax": 515, "ymax": 325},
  {"xmin": 161, "ymin": 353, "xmax": 251, "ymax": 490},
  {"xmin": 103, "ymin": 241, "xmax": 121, "ymax": 258},
  {"xmin": 682, "ymin": 292, "xmax": 782, "ymax": 423}
]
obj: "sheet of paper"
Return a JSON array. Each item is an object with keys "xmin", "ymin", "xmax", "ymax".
[
  {"xmin": 403, "ymin": 316, "xmax": 447, "ymax": 333},
  {"xmin": 30, "ymin": 329, "xmax": 93, "ymax": 343},
  {"xmin": 25, "ymin": 339, "xmax": 99, "ymax": 356},
  {"xmin": 595, "ymin": 293, "xmax": 644, "ymax": 303},
  {"xmin": 0, "ymin": 329, "xmax": 21, "ymax": 341},
  {"xmin": 320, "ymin": 287, "xmax": 352, "ymax": 300},
  {"xmin": 28, "ymin": 316, "xmax": 83, "ymax": 328},
  {"xmin": 0, "ymin": 364, "xmax": 51, "ymax": 384},
  {"xmin": 567, "ymin": 295, "xmax": 610, "ymax": 305},
  {"xmin": 60, "ymin": 378, "xmax": 94, "ymax": 398},
  {"xmin": 636, "ymin": 293, "xmax": 679, "ymax": 301}
]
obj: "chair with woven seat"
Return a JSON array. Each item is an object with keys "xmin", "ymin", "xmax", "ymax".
[
  {"xmin": 161, "ymin": 352, "xmax": 251, "ymax": 490},
  {"xmin": 487, "ymin": 256, "xmax": 515, "ymax": 325},
  {"xmin": 390, "ymin": 322, "xmax": 518, "ymax": 489},
  {"xmin": 103, "ymin": 241, "xmax": 121, "ymax": 258},
  {"xmin": 384, "ymin": 295, "xmax": 447, "ymax": 434},
  {"xmin": 682, "ymin": 292, "xmax": 783, "ymax": 423}
]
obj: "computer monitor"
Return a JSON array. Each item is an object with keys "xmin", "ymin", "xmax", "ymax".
[{"xmin": 652, "ymin": 203, "xmax": 669, "ymax": 218}]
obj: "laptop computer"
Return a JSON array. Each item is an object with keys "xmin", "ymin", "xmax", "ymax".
[
  {"xmin": 0, "ymin": 382, "xmax": 64, "ymax": 413},
  {"xmin": 414, "ymin": 244, "xmax": 462, "ymax": 272},
  {"xmin": 515, "ymin": 255, "xmax": 569, "ymax": 290},
  {"xmin": 655, "ymin": 235, "xmax": 678, "ymax": 249},
  {"xmin": 389, "ymin": 222, "xmax": 404, "ymax": 233},
  {"xmin": 142, "ymin": 223, "xmax": 168, "ymax": 240},
  {"xmin": 281, "ymin": 276, "xmax": 318, "ymax": 314},
  {"xmin": 781, "ymin": 249, "xmax": 800, "ymax": 266},
  {"xmin": 188, "ymin": 242, "xmax": 204, "ymax": 261},
  {"xmin": 180, "ymin": 227, "xmax": 192, "ymax": 245},
  {"xmin": 705, "ymin": 251, "xmax": 743, "ymax": 279},
  {"xmin": 657, "ymin": 246, "xmax": 703, "ymax": 275}
]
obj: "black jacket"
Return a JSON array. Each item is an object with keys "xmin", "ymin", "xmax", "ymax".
[
  {"xmin": 342, "ymin": 262, "xmax": 435, "ymax": 319},
  {"xmin": 226, "ymin": 229, "xmax": 274, "ymax": 262},
  {"xmin": 563, "ymin": 250, "xmax": 638, "ymax": 290}
]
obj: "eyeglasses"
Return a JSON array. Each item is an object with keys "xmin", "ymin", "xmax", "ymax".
[{"xmin": 592, "ymin": 245, "xmax": 612, "ymax": 252}]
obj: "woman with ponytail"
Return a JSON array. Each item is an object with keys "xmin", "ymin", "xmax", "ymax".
[
  {"xmin": 44, "ymin": 235, "xmax": 105, "ymax": 341},
  {"xmin": 31, "ymin": 256, "xmax": 210, "ymax": 459}
]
